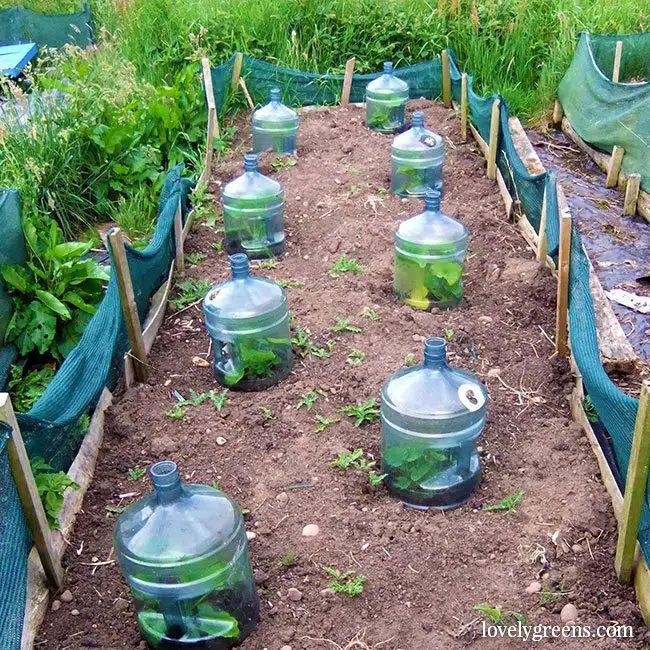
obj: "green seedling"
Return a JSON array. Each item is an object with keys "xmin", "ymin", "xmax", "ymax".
[
  {"xmin": 474, "ymin": 603, "xmax": 526, "ymax": 625},
  {"xmin": 360, "ymin": 307, "xmax": 380, "ymax": 321},
  {"xmin": 331, "ymin": 448, "xmax": 375, "ymax": 471},
  {"xmin": 222, "ymin": 337, "xmax": 290, "ymax": 386},
  {"xmin": 170, "ymin": 278, "xmax": 212, "ymax": 310},
  {"xmin": 349, "ymin": 185, "xmax": 361, "ymax": 195},
  {"xmin": 582, "ymin": 395, "xmax": 599, "ymax": 423},
  {"xmin": 260, "ymin": 406, "xmax": 274, "ymax": 420},
  {"xmin": 404, "ymin": 353, "xmax": 416, "ymax": 367},
  {"xmin": 340, "ymin": 398, "xmax": 380, "ymax": 427},
  {"xmin": 279, "ymin": 550, "xmax": 298, "ymax": 568},
  {"xmin": 211, "ymin": 481, "xmax": 222, "ymax": 490},
  {"xmin": 105, "ymin": 505, "xmax": 126, "ymax": 515},
  {"xmin": 186, "ymin": 252, "xmax": 207, "ymax": 265},
  {"xmin": 443, "ymin": 327, "xmax": 455, "ymax": 341},
  {"xmin": 346, "ymin": 349, "xmax": 365, "ymax": 367},
  {"xmin": 128, "ymin": 467, "xmax": 146, "ymax": 481},
  {"xmin": 212, "ymin": 125, "xmax": 238, "ymax": 155},
  {"xmin": 329, "ymin": 255, "xmax": 364, "ymax": 278},
  {"xmin": 190, "ymin": 181, "xmax": 218, "ymax": 228},
  {"xmin": 165, "ymin": 389, "xmax": 229, "ymax": 420},
  {"xmin": 31, "ymin": 458, "xmax": 79, "ymax": 529},
  {"xmin": 315, "ymin": 415, "xmax": 340, "ymax": 432},
  {"xmin": 297, "ymin": 388, "xmax": 326, "ymax": 411},
  {"xmin": 211, "ymin": 240, "xmax": 223, "ymax": 252},
  {"xmin": 271, "ymin": 156, "xmax": 297, "ymax": 171},
  {"xmin": 323, "ymin": 567, "xmax": 365, "ymax": 597},
  {"xmin": 483, "ymin": 491, "xmax": 524, "ymax": 514},
  {"xmin": 331, "ymin": 317, "xmax": 362, "ymax": 334},
  {"xmin": 277, "ymin": 278, "xmax": 305, "ymax": 289},
  {"xmin": 368, "ymin": 470, "xmax": 387, "ymax": 487},
  {"xmin": 292, "ymin": 326, "xmax": 335, "ymax": 359},
  {"xmin": 377, "ymin": 187, "xmax": 389, "ymax": 199},
  {"xmin": 384, "ymin": 445, "xmax": 454, "ymax": 491},
  {"xmin": 256, "ymin": 259, "xmax": 279, "ymax": 269},
  {"xmin": 539, "ymin": 586, "xmax": 572, "ymax": 606},
  {"xmin": 8, "ymin": 364, "xmax": 55, "ymax": 413}
]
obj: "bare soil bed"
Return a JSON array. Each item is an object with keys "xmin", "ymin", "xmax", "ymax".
[{"xmin": 37, "ymin": 101, "xmax": 647, "ymax": 649}]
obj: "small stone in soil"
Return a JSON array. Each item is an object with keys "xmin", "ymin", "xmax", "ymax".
[
  {"xmin": 276, "ymin": 491, "xmax": 289, "ymax": 505},
  {"xmin": 216, "ymin": 436, "xmax": 227, "ymax": 446},
  {"xmin": 246, "ymin": 531, "xmax": 256, "ymax": 541},
  {"xmin": 287, "ymin": 587, "xmax": 303, "ymax": 602},
  {"xmin": 71, "ymin": 609, "xmax": 80, "ymax": 616},
  {"xmin": 51, "ymin": 600, "xmax": 61, "ymax": 611},
  {"xmin": 254, "ymin": 569, "xmax": 269, "ymax": 585},
  {"xmin": 302, "ymin": 524, "xmax": 319, "ymax": 537},
  {"xmin": 560, "ymin": 603, "xmax": 579, "ymax": 623},
  {"xmin": 525, "ymin": 581, "xmax": 542, "ymax": 594},
  {"xmin": 113, "ymin": 597, "xmax": 129, "ymax": 612},
  {"xmin": 60, "ymin": 589, "xmax": 73, "ymax": 603}
]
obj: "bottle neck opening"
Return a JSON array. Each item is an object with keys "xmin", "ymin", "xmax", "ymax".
[
  {"xmin": 383, "ymin": 61, "xmax": 393, "ymax": 75},
  {"xmin": 270, "ymin": 88, "xmax": 280, "ymax": 104},
  {"xmin": 150, "ymin": 461, "xmax": 182, "ymax": 502},
  {"xmin": 423, "ymin": 337, "xmax": 447, "ymax": 368},
  {"xmin": 411, "ymin": 111, "xmax": 425, "ymax": 129},
  {"xmin": 229, "ymin": 253, "xmax": 250, "ymax": 278},
  {"xmin": 243, "ymin": 154, "xmax": 258, "ymax": 173},
  {"xmin": 424, "ymin": 190, "xmax": 441, "ymax": 212}
]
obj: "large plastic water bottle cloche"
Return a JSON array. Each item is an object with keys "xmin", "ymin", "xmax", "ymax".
[
  {"xmin": 252, "ymin": 87, "xmax": 299, "ymax": 156},
  {"xmin": 221, "ymin": 153, "xmax": 285, "ymax": 259},
  {"xmin": 394, "ymin": 190, "xmax": 468, "ymax": 310},
  {"xmin": 391, "ymin": 111, "xmax": 445, "ymax": 197},
  {"xmin": 114, "ymin": 461, "xmax": 260, "ymax": 649},
  {"xmin": 202, "ymin": 253, "xmax": 292, "ymax": 391},
  {"xmin": 380, "ymin": 338, "xmax": 487, "ymax": 510},
  {"xmin": 365, "ymin": 61, "xmax": 409, "ymax": 133}
]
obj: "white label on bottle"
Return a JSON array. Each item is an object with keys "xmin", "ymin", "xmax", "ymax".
[{"xmin": 458, "ymin": 383, "xmax": 485, "ymax": 412}]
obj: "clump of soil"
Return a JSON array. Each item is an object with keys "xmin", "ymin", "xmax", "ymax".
[{"xmin": 37, "ymin": 101, "xmax": 647, "ymax": 649}]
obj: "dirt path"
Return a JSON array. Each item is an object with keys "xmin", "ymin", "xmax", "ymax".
[{"xmin": 37, "ymin": 101, "xmax": 646, "ymax": 649}]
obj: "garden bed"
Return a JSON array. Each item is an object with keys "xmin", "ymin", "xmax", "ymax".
[{"xmin": 36, "ymin": 100, "xmax": 647, "ymax": 648}]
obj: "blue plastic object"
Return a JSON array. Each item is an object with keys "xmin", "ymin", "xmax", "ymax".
[
  {"xmin": 394, "ymin": 190, "xmax": 468, "ymax": 310},
  {"xmin": 114, "ymin": 460, "xmax": 259, "ymax": 649},
  {"xmin": 252, "ymin": 88, "xmax": 298, "ymax": 155},
  {"xmin": 0, "ymin": 43, "xmax": 37, "ymax": 78},
  {"xmin": 380, "ymin": 337, "xmax": 486, "ymax": 510},
  {"xmin": 365, "ymin": 61, "xmax": 409, "ymax": 133},
  {"xmin": 202, "ymin": 253, "xmax": 292, "ymax": 391},
  {"xmin": 221, "ymin": 153, "xmax": 285, "ymax": 259},
  {"xmin": 391, "ymin": 111, "xmax": 445, "ymax": 197}
]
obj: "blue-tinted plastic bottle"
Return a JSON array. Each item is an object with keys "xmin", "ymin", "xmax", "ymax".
[
  {"xmin": 252, "ymin": 88, "xmax": 299, "ymax": 155},
  {"xmin": 202, "ymin": 254, "xmax": 292, "ymax": 391},
  {"xmin": 114, "ymin": 461, "xmax": 260, "ymax": 649},
  {"xmin": 380, "ymin": 338, "xmax": 487, "ymax": 510},
  {"xmin": 365, "ymin": 62, "xmax": 409, "ymax": 133},
  {"xmin": 394, "ymin": 190, "xmax": 468, "ymax": 310},
  {"xmin": 221, "ymin": 153, "xmax": 285, "ymax": 259},
  {"xmin": 391, "ymin": 111, "xmax": 445, "ymax": 197}
]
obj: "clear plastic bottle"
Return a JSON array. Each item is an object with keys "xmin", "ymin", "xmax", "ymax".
[
  {"xmin": 365, "ymin": 61, "xmax": 409, "ymax": 133},
  {"xmin": 380, "ymin": 338, "xmax": 486, "ymax": 510},
  {"xmin": 252, "ymin": 87, "xmax": 298, "ymax": 156},
  {"xmin": 391, "ymin": 111, "xmax": 445, "ymax": 197},
  {"xmin": 114, "ymin": 460, "xmax": 260, "ymax": 649},
  {"xmin": 221, "ymin": 153, "xmax": 285, "ymax": 259},
  {"xmin": 394, "ymin": 190, "xmax": 468, "ymax": 310},
  {"xmin": 202, "ymin": 253, "xmax": 292, "ymax": 391}
]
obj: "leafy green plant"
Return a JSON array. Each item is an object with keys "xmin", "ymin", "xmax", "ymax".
[
  {"xmin": 271, "ymin": 156, "xmax": 297, "ymax": 171},
  {"xmin": 0, "ymin": 217, "xmax": 109, "ymax": 359},
  {"xmin": 297, "ymin": 388, "xmax": 326, "ymax": 411},
  {"xmin": 331, "ymin": 317, "xmax": 362, "ymax": 334},
  {"xmin": 368, "ymin": 470, "xmax": 386, "ymax": 487},
  {"xmin": 383, "ymin": 445, "xmax": 453, "ymax": 491},
  {"xmin": 277, "ymin": 278, "xmax": 305, "ymax": 289},
  {"xmin": 323, "ymin": 567, "xmax": 365, "ymax": 597},
  {"xmin": 474, "ymin": 603, "xmax": 526, "ymax": 625},
  {"xmin": 483, "ymin": 491, "xmax": 524, "ymax": 513},
  {"xmin": 279, "ymin": 550, "xmax": 298, "ymax": 567},
  {"xmin": 7, "ymin": 364, "xmax": 55, "ymax": 412},
  {"xmin": 291, "ymin": 326, "xmax": 335, "ymax": 359},
  {"xmin": 443, "ymin": 328, "xmax": 455, "ymax": 341},
  {"xmin": 190, "ymin": 180, "xmax": 219, "ymax": 228},
  {"xmin": 328, "ymin": 255, "xmax": 364, "ymax": 278},
  {"xmin": 360, "ymin": 307, "xmax": 380, "ymax": 321},
  {"xmin": 260, "ymin": 406, "xmax": 274, "ymax": 420},
  {"xmin": 170, "ymin": 278, "xmax": 212, "ymax": 310},
  {"xmin": 256, "ymin": 259, "xmax": 279, "ymax": 269},
  {"xmin": 539, "ymin": 586, "xmax": 572, "ymax": 606},
  {"xmin": 332, "ymin": 448, "xmax": 368, "ymax": 470},
  {"xmin": 128, "ymin": 467, "xmax": 146, "ymax": 481},
  {"xmin": 346, "ymin": 349, "xmax": 365, "ymax": 367},
  {"xmin": 404, "ymin": 353, "xmax": 416, "ymax": 367},
  {"xmin": 186, "ymin": 252, "xmax": 207, "ymax": 265},
  {"xmin": 165, "ymin": 389, "xmax": 229, "ymax": 419},
  {"xmin": 31, "ymin": 458, "xmax": 79, "ymax": 529},
  {"xmin": 583, "ymin": 395, "xmax": 599, "ymax": 423},
  {"xmin": 315, "ymin": 415, "xmax": 340, "ymax": 432},
  {"xmin": 340, "ymin": 398, "xmax": 380, "ymax": 427},
  {"xmin": 222, "ymin": 337, "xmax": 290, "ymax": 386}
]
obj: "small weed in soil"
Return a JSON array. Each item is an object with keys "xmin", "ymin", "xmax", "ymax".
[
  {"xmin": 404, "ymin": 352, "xmax": 416, "ymax": 366},
  {"xmin": 328, "ymin": 255, "xmax": 364, "ymax": 277},
  {"xmin": 256, "ymin": 259, "xmax": 279, "ymax": 270},
  {"xmin": 186, "ymin": 252, "xmax": 207, "ymax": 265},
  {"xmin": 332, "ymin": 448, "xmax": 373, "ymax": 471},
  {"xmin": 483, "ymin": 490, "xmax": 525, "ymax": 514},
  {"xmin": 315, "ymin": 415, "xmax": 339, "ymax": 432},
  {"xmin": 260, "ymin": 406, "xmax": 274, "ymax": 420},
  {"xmin": 296, "ymin": 388, "xmax": 326, "ymax": 411},
  {"xmin": 279, "ymin": 551, "xmax": 298, "ymax": 568},
  {"xmin": 31, "ymin": 458, "xmax": 79, "ymax": 529},
  {"xmin": 474, "ymin": 603, "xmax": 526, "ymax": 625},
  {"xmin": 346, "ymin": 348, "xmax": 365, "ymax": 366},
  {"xmin": 340, "ymin": 398, "xmax": 380, "ymax": 427},
  {"xmin": 271, "ymin": 156, "xmax": 297, "ymax": 171},
  {"xmin": 165, "ymin": 389, "xmax": 229, "ymax": 420},
  {"xmin": 360, "ymin": 307, "xmax": 380, "ymax": 321},
  {"xmin": 539, "ymin": 586, "xmax": 572, "ymax": 607},
  {"xmin": 291, "ymin": 327, "xmax": 335, "ymax": 358},
  {"xmin": 127, "ymin": 467, "xmax": 146, "ymax": 481},
  {"xmin": 170, "ymin": 278, "xmax": 211, "ymax": 310},
  {"xmin": 331, "ymin": 317, "xmax": 362, "ymax": 334},
  {"xmin": 582, "ymin": 395, "xmax": 599, "ymax": 423},
  {"xmin": 323, "ymin": 567, "xmax": 366, "ymax": 597},
  {"xmin": 277, "ymin": 278, "xmax": 304, "ymax": 288}
]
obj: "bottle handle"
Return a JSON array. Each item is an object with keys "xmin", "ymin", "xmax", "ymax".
[{"xmin": 458, "ymin": 383, "xmax": 485, "ymax": 412}]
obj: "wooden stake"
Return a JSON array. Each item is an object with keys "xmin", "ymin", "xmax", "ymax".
[
  {"xmin": 441, "ymin": 49, "xmax": 451, "ymax": 107},
  {"xmin": 487, "ymin": 98, "xmax": 500, "ymax": 180},
  {"xmin": 0, "ymin": 394, "xmax": 63, "ymax": 591},
  {"xmin": 173, "ymin": 198, "xmax": 184, "ymax": 274},
  {"xmin": 615, "ymin": 380, "xmax": 650, "ymax": 583},
  {"xmin": 555, "ymin": 209, "xmax": 572, "ymax": 357},
  {"xmin": 623, "ymin": 173, "xmax": 641, "ymax": 216},
  {"xmin": 341, "ymin": 57, "xmax": 356, "ymax": 106},
  {"xmin": 552, "ymin": 99, "xmax": 563, "ymax": 126},
  {"xmin": 231, "ymin": 52, "xmax": 243, "ymax": 90},
  {"xmin": 460, "ymin": 73, "xmax": 468, "ymax": 143},
  {"xmin": 606, "ymin": 145, "xmax": 624, "ymax": 188},
  {"xmin": 612, "ymin": 40, "xmax": 623, "ymax": 83},
  {"xmin": 536, "ymin": 186, "xmax": 548, "ymax": 263},
  {"xmin": 201, "ymin": 57, "xmax": 219, "ymax": 181},
  {"xmin": 108, "ymin": 228, "xmax": 148, "ymax": 383},
  {"xmin": 238, "ymin": 77, "xmax": 255, "ymax": 110}
]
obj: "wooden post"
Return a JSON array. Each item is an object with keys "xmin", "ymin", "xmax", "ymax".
[
  {"xmin": 239, "ymin": 77, "xmax": 255, "ymax": 110},
  {"xmin": 612, "ymin": 40, "xmax": 623, "ymax": 83},
  {"xmin": 615, "ymin": 380, "xmax": 650, "ymax": 583},
  {"xmin": 623, "ymin": 173, "xmax": 641, "ymax": 216},
  {"xmin": 341, "ymin": 57, "xmax": 356, "ymax": 106},
  {"xmin": 536, "ymin": 186, "xmax": 548, "ymax": 263},
  {"xmin": 552, "ymin": 100, "xmax": 564, "ymax": 126},
  {"xmin": 201, "ymin": 57, "xmax": 219, "ymax": 181},
  {"xmin": 0, "ymin": 394, "xmax": 63, "ymax": 590},
  {"xmin": 460, "ymin": 73, "xmax": 468, "ymax": 143},
  {"xmin": 231, "ymin": 52, "xmax": 243, "ymax": 90},
  {"xmin": 173, "ymin": 198, "xmax": 184, "ymax": 274},
  {"xmin": 108, "ymin": 228, "xmax": 149, "ymax": 383},
  {"xmin": 555, "ymin": 210, "xmax": 572, "ymax": 357},
  {"xmin": 441, "ymin": 49, "xmax": 451, "ymax": 107},
  {"xmin": 487, "ymin": 98, "xmax": 500, "ymax": 180},
  {"xmin": 606, "ymin": 145, "xmax": 624, "ymax": 188}
]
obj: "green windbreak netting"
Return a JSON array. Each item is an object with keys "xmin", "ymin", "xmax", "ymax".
[
  {"xmin": 0, "ymin": 3, "xmax": 93, "ymax": 49},
  {"xmin": 210, "ymin": 53, "xmax": 442, "ymax": 113},
  {"xmin": 558, "ymin": 32, "xmax": 650, "ymax": 192}
]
